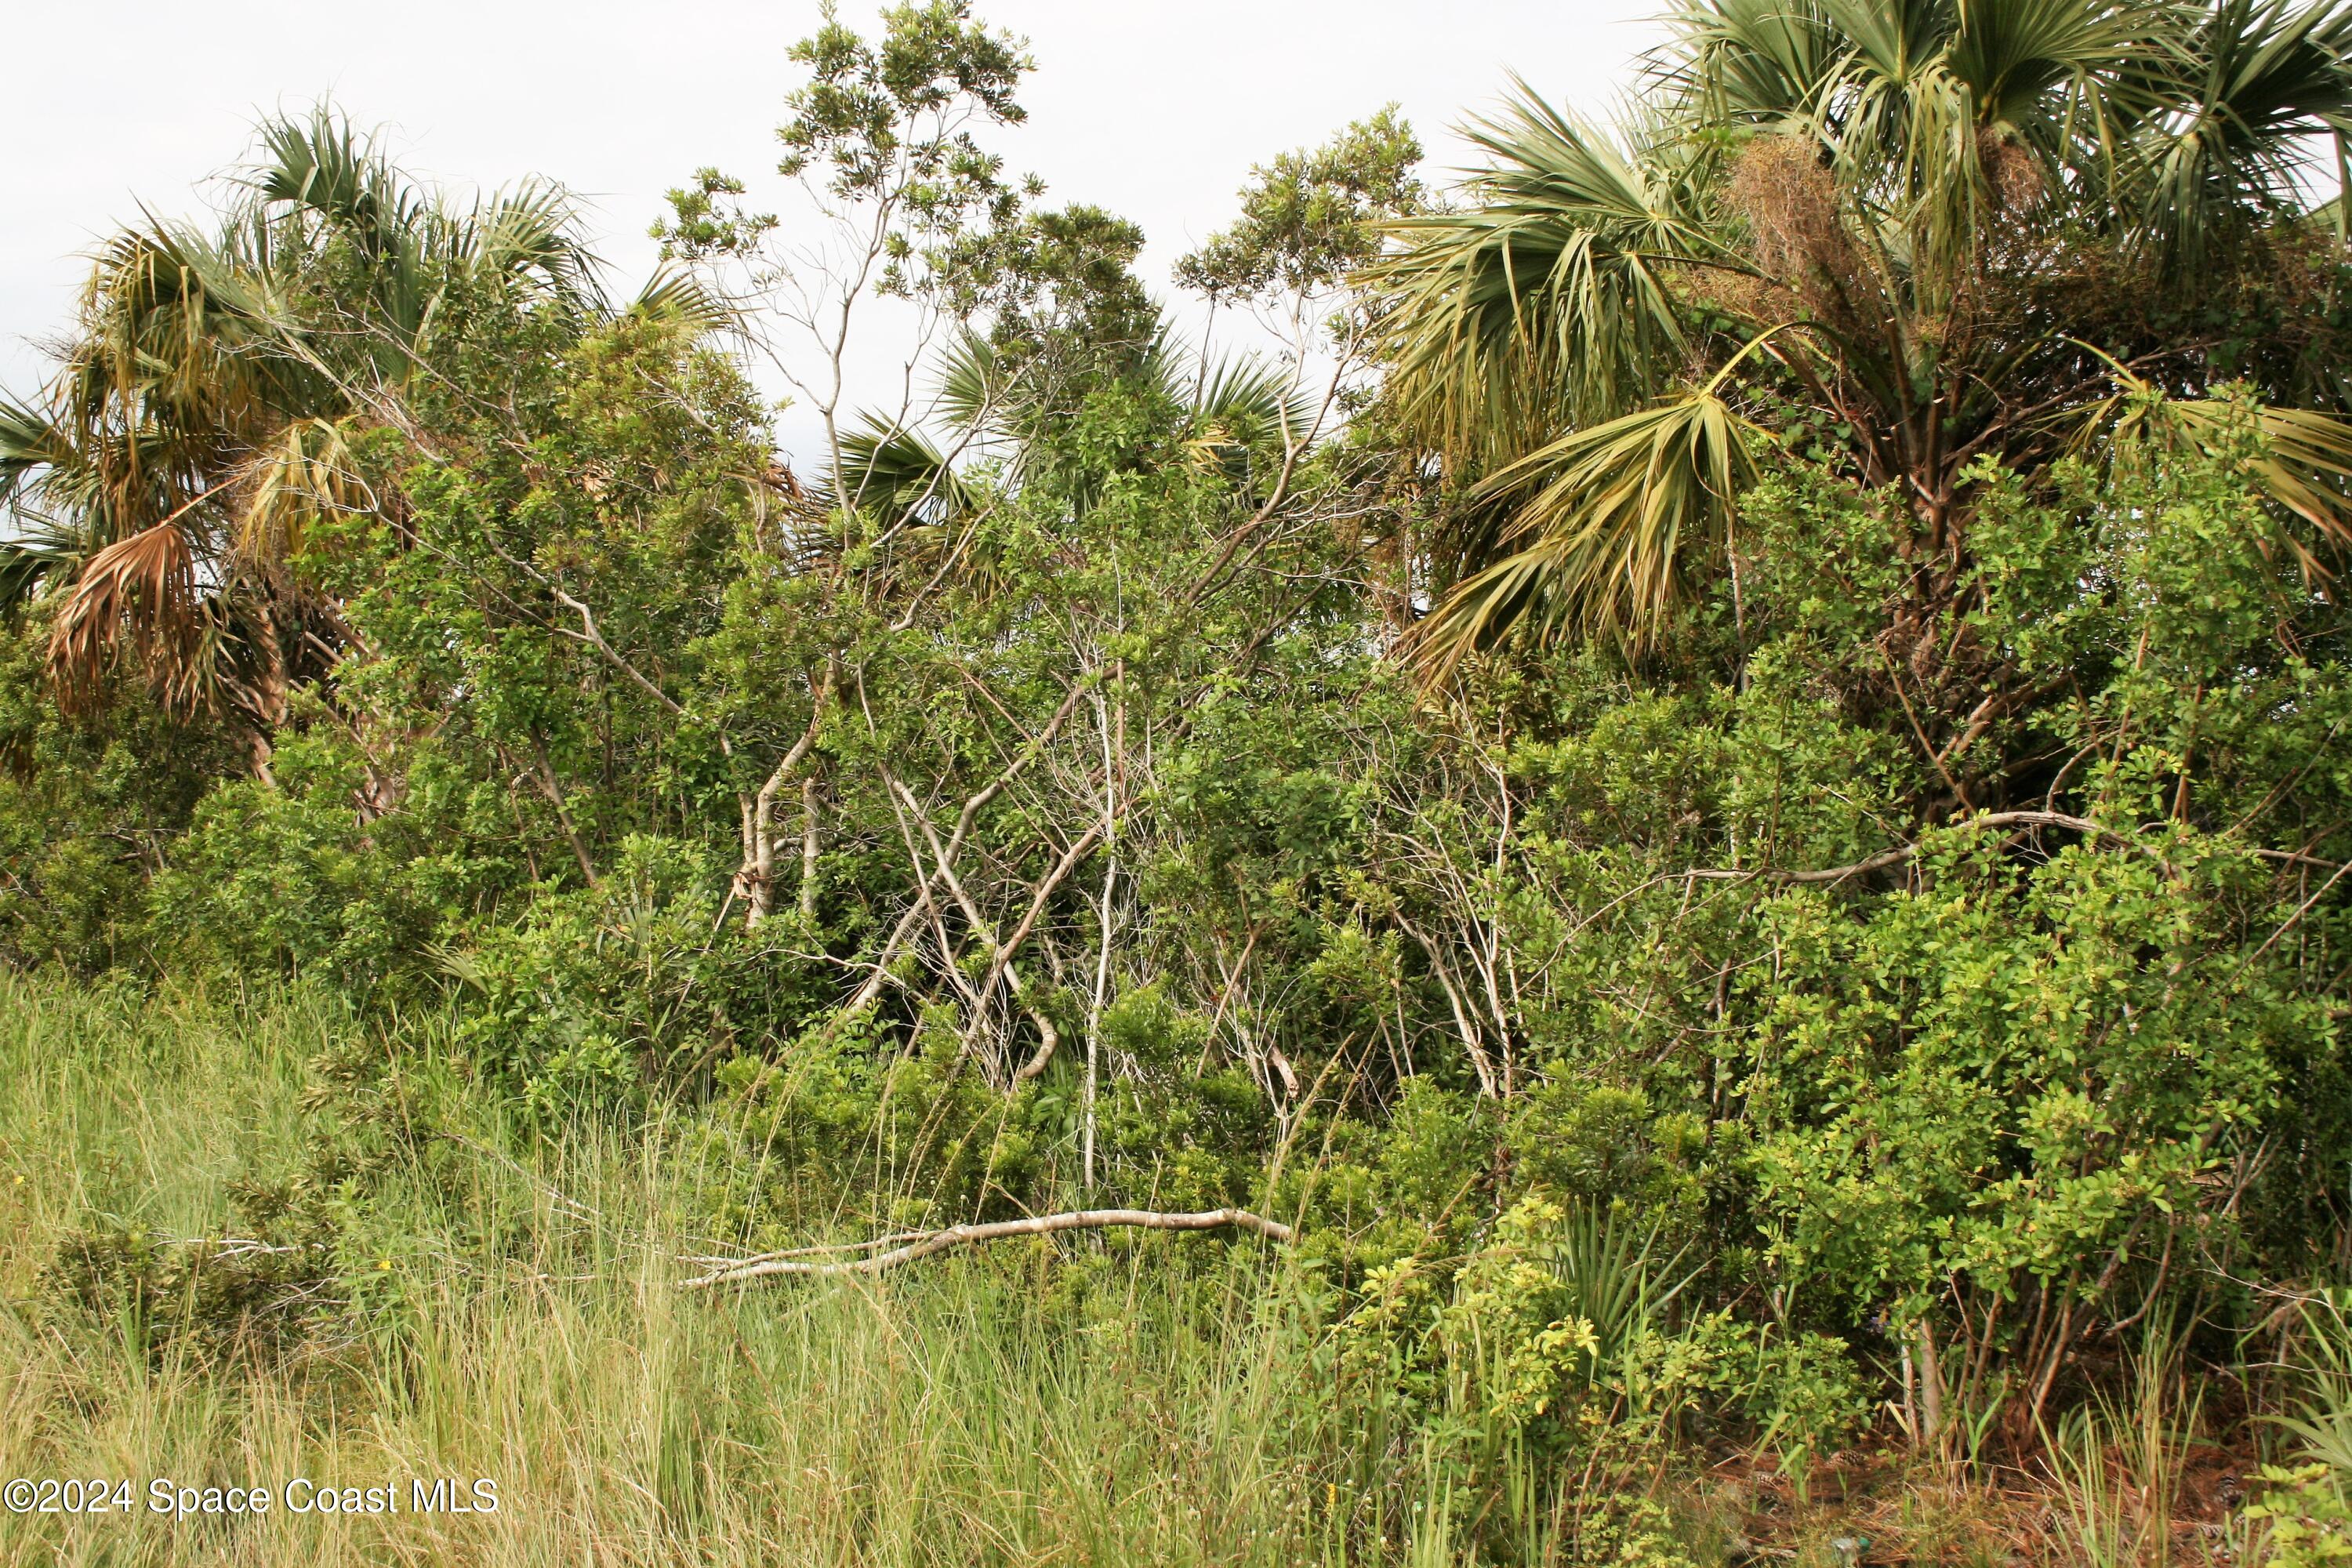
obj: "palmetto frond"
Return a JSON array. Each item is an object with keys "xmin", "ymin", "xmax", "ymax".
[
  {"xmin": 234, "ymin": 416, "xmax": 375, "ymax": 563},
  {"xmin": 869, "ymin": 322, "xmax": 1312, "ymax": 511},
  {"xmin": 2067, "ymin": 368, "xmax": 2352, "ymax": 556},
  {"xmin": 239, "ymin": 108, "xmax": 603, "ymax": 366},
  {"xmin": 1653, "ymin": 0, "xmax": 1840, "ymax": 126},
  {"xmin": 1411, "ymin": 385, "xmax": 1764, "ymax": 670},
  {"xmin": 1190, "ymin": 352, "xmax": 1317, "ymax": 456},
  {"xmin": 47, "ymin": 521, "xmax": 198, "ymax": 710},
  {"xmin": 247, "ymin": 107, "xmax": 431, "ymax": 256},
  {"xmin": 0, "ymin": 395, "xmax": 75, "ymax": 517},
  {"xmin": 833, "ymin": 416, "xmax": 976, "ymax": 524},
  {"xmin": 2177, "ymin": 402, "xmax": 2352, "ymax": 552},
  {"xmin": 934, "ymin": 330, "xmax": 1008, "ymax": 438},
  {"xmin": 451, "ymin": 182, "xmax": 605, "ymax": 317},
  {"xmin": 0, "ymin": 521, "xmax": 83, "ymax": 622},
  {"xmin": 628, "ymin": 269, "xmax": 735, "ymax": 334},
  {"xmin": 1370, "ymin": 90, "xmax": 1724, "ymax": 469},
  {"xmin": 2129, "ymin": 0, "xmax": 2352, "ymax": 276}
]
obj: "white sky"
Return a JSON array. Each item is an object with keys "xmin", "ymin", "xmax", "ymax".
[{"xmin": 0, "ymin": 0, "xmax": 1667, "ymax": 464}]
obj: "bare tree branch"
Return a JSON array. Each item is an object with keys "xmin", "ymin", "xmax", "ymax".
[{"xmin": 681, "ymin": 1207, "xmax": 1294, "ymax": 1289}]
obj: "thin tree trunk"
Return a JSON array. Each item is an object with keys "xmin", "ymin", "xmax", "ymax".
[
  {"xmin": 740, "ymin": 664, "xmax": 833, "ymax": 926},
  {"xmin": 530, "ymin": 739, "xmax": 598, "ymax": 887},
  {"xmin": 799, "ymin": 771, "xmax": 822, "ymax": 920},
  {"xmin": 1916, "ymin": 1319, "xmax": 1946, "ymax": 1454},
  {"xmin": 1082, "ymin": 670, "xmax": 1124, "ymax": 1189}
]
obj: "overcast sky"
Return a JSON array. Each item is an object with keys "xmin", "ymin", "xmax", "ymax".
[{"xmin": 0, "ymin": 0, "xmax": 1667, "ymax": 463}]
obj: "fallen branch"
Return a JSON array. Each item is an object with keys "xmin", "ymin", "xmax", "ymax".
[
  {"xmin": 682, "ymin": 1207, "xmax": 1294, "ymax": 1290},
  {"xmin": 150, "ymin": 1234, "xmax": 314, "ymax": 1260}
]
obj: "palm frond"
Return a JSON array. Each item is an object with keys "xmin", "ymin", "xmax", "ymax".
[
  {"xmin": 0, "ymin": 524, "xmax": 85, "ymax": 620},
  {"xmin": 48, "ymin": 521, "xmax": 198, "ymax": 709},
  {"xmin": 1192, "ymin": 353, "xmax": 1317, "ymax": 454},
  {"xmin": 462, "ymin": 182, "xmax": 603, "ymax": 306},
  {"xmin": 2129, "ymin": 0, "xmax": 2352, "ymax": 275},
  {"xmin": 2100, "ymin": 394, "xmax": 2352, "ymax": 542},
  {"xmin": 247, "ymin": 106, "xmax": 426, "ymax": 261},
  {"xmin": 1651, "ymin": 0, "xmax": 1839, "ymax": 127},
  {"xmin": 627, "ymin": 269, "xmax": 734, "ymax": 334},
  {"xmin": 933, "ymin": 330, "xmax": 1008, "ymax": 438},
  {"xmin": 831, "ymin": 416, "xmax": 975, "ymax": 524},
  {"xmin": 1410, "ymin": 384, "xmax": 1765, "ymax": 671},
  {"xmin": 234, "ymin": 416, "xmax": 373, "ymax": 564},
  {"xmin": 2060, "ymin": 336, "xmax": 2352, "ymax": 545},
  {"xmin": 0, "ymin": 394, "xmax": 75, "ymax": 514},
  {"xmin": 1368, "ymin": 88, "xmax": 1722, "ymax": 469}
]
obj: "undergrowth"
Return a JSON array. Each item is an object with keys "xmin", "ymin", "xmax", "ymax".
[{"xmin": 3, "ymin": 979, "xmax": 2344, "ymax": 1567}]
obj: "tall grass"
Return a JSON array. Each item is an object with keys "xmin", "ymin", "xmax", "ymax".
[
  {"xmin": 0, "ymin": 978, "xmax": 1362, "ymax": 1566},
  {"xmin": 5, "ymin": 978, "xmax": 2292, "ymax": 1567}
]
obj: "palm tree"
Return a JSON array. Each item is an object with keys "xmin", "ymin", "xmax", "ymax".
[
  {"xmin": 0, "ymin": 108, "xmax": 609, "ymax": 755},
  {"xmin": 831, "ymin": 322, "xmax": 1315, "ymax": 537},
  {"xmin": 1374, "ymin": 0, "xmax": 2352, "ymax": 666}
]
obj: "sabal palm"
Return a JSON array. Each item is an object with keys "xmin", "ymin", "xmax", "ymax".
[
  {"xmin": 0, "ymin": 107, "xmax": 603, "ymax": 725},
  {"xmin": 833, "ymin": 323, "xmax": 1315, "ymax": 530},
  {"xmin": 1375, "ymin": 0, "xmax": 2352, "ymax": 665}
]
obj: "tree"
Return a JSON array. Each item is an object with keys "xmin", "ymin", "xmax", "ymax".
[
  {"xmin": 1373, "ymin": 0, "xmax": 2352, "ymax": 666},
  {"xmin": 0, "ymin": 108, "xmax": 615, "ymax": 764}
]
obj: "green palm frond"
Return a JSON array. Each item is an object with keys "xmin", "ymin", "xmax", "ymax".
[
  {"xmin": 461, "ymin": 182, "xmax": 604, "ymax": 306},
  {"xmin": 628, "ymin": 269, "xmax": 734, "ymax": 334},
  {"xmin": 247, "ymin": 107, "xmax": 429, "ymax": 260},
  {"xmin": 2130, "ymin": 0, "xmax": 2352, "ymax": 275},
  {"xmin": 2177, "ymin": 402, "xmax": 2352, "ymax": 543},
  {"xmin": 1369, "ymin": 89, "xmax": 1722, "ymax": 466},
  {"xmin": 832, "ymin": 416, "xmax": 975, "ymax": 524},
  {"xmin": 2070, "ymin": 377, "xmax": 2352, "ymax": 550},
  {"xmin": 0, "ymin": 395, "xmax": 74, "ymax": 514},
  {"xmin": 1411, "ymin": 383, "xmax": 1765, "ymax": 670},
  {"xmin": 1947, "ymin": 0, "xmax": 2155, "ymax": 125},
  {"xmin": 0, "ymin": 522, "xmax": 83, "ymax": 620},
  {"xmin": 935, "ymin": 330, "xmax": 1012, "ymax": 440},
  {"xmin": 1652, "ymin": 0, "xmax": 1838, "ymax": 127},
  {"xmin": 1191, "ymin": 353, "xmax": 1316, "ymax": 455}
]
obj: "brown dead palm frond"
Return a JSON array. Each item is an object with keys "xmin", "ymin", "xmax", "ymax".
[{"xmin": 49, "ymin": 521, "xmax": 199, "ymax": 711}]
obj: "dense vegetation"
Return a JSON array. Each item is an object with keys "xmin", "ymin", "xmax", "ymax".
[{"xmin": 7, "ymin": 2, "xmax": 2352, "ymax": 1563}]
